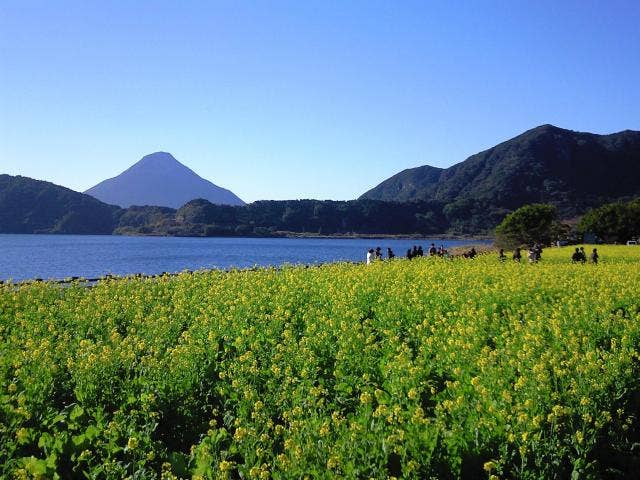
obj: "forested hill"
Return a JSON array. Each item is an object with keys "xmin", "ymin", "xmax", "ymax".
[
  {"xmin": 360, "ymin": 125, "xmax": 640, "ymax": 218},
  {"xmin": 0, "ymin": 175, "xmax": 121, "ymax": 234},
  {"xmin": 0, "ymin": 175, "xmax": 449, "ymax": 236},
  {"xmin": 114, "ymin": 198, "xmax": 448, "ymax": 236}
]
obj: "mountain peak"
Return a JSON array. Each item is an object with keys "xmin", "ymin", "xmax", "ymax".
[
  {"xmin": 138, "ymin": 151, "xmax": 179, "ymax": 164},
  {"xmin": 526, "ymin": 124, "xmax": 566, "ymax": 135},
  {"xmin": 85, "ymin": 153, "xmax": 245, "ymax": 208},
  {"xmin": 130, "ymin": 152, "xmax": 191, "ymax": 174}
]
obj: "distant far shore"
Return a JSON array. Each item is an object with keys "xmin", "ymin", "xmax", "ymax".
[
  {"xmin": 267, "ymin": 231, "xmax": 494, "ymax": 241},
  {"xmin": 112, "ymin": 230, "xmax": 494, "ymax": 241},
  {"xmin": 0, "ymin": 231, "xmax": 494, "ymax": 242}
]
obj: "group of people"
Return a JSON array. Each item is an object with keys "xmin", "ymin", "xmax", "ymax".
[
  {"xmin": 366, "ymin": 243, "xmax": 450, "ymax": 264},
  {"xmin": 497, "ymin": 244, "xmax": 599, "ymax": 264},
  {"xmin": 366, "ymin": 246, "xmax": 395, "ymax": 264},
  {"xmin": 406, "ymin": 243, "xmax": 449, "ymax": 259},
  {"xmin": 572, "ymin": 246, "xmax": 599, "ymax": 264},
  {"xmin": 500, "ymin": 243, "xmax": 545, "ymax": 263}
]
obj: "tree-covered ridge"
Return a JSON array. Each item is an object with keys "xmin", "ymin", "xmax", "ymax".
[
  {"xmin": 361, "ymin": 125, "xmax": 640, "ymax": 218},
  {"xmin": 115, "ymin": 198, "xmax": 448, "ymax": 236},
  {"xmin": 0, "ymin": 175, "xmax": 120, "ymax": 234}
]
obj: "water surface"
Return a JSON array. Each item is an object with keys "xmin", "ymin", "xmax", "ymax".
[{"xmin": 0, "ymin": 234, "xmax": 489, "ymax": 281}]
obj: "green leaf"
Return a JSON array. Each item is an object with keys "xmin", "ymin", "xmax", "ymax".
[
  {"xmin": 72, "ymin": 434, "xmax": 86, "ymax": 447},
  {"xmin": 38, "ymin": 433, "xmax": 52, "ymax": 449},
  {"xmin": 24, "ymin": 456, "xmax": 48, "ymax": 475},
  {"xmin": 84, "ymin": 424, "xmax": 100, "ymax": 440},
  {"xmin": 46, "ymin": 453, "xmax": 58, "ymax": 468},
  {"xmin": 169, "ymin": 451, "xmax": 190, "ymax": 476},
  {"xmin": 70, "ymin": 405, "xmax": 84, "ymax": 422}
]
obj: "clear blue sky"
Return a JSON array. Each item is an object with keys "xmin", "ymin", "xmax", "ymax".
[{"xmin": 1, "ymin": 0, "xmax": 639, "ymax": 202}]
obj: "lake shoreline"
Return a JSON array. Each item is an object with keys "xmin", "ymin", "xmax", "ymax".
[
  {"xmin": 2, "ymin": 243, "xmax": 498, "ymax": 286},
  {"xmin": 0, "ymin": 235, "xmax": 493, "ymax": 282},
  {"xmin": 112, "ymin": 231, "xmax": 494, "ymax": 241}
]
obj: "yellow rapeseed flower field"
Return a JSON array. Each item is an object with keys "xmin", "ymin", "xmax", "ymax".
[{"xmin": 1, "ymin": 245, "xmax": 639, "ymax": 479}]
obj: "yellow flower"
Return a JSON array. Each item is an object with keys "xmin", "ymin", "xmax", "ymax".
[
  {"xmin": 127, "ymin": 436, "xmax": 139, "ymax": 450},
  {"xmin": 234, "ymin": 427, "xmax": 248, "ymax": 441},
  {"xmin": 483, "ymin": 460, "xmax": 497, "ymax": 472},
  {"xmin": 16, "ymin": 427, "xmax": 29, "ymax": 444},
  {"xmin": 326, "ymin": 455, "xmax": 340, "ymax": 469}
]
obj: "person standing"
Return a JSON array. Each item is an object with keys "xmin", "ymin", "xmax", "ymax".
[
  {"xmin": 590, "ymin": 248, "xmax": 599, "ymax": 264},
  {"xmin": 366, "ymin": 249, "xmax": 375, "ymax": 265},
  {"xmin": 387, "ymin": 248, "xmax": 395, "ymax": 260},
  {"xmin": 513, "ymin": 248, "xmax": 522, "ymax": 262},
  {"xmin": 499, "ymin": 249, "xmax": 506, "ymax": 262}
]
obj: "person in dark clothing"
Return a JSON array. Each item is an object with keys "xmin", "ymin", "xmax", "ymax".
[
  {"xmin": 579, "ymin": 246, "xmax": 587, "ymax": 263},
  {"xmin": 571, "ymin": 247, "xmax": 583, "ymax": 263},
  {"xmin": 407, "ymin": 248, "xmax": 413, "ymax": 260},
  {"xmin": 513, "ymin": 248, "xmax": 522, "ymax": 262},
  {"xmin": 375, "ymin": 247, "xmax": 382, "ymax": 260},
  {"xmin": 429, "ymin": 243, "xmax": 437, "ymax": 256},
  {"xmin": 412, "ymin": 246, "xmax": 418, "ymax": 258},
  {"xmin": 590, "ymin": 248, "xmax": 599, "ymax": 264},
  {"xmin": 417, "ymin": 246, "xmax": 424, "ymax": 257},
  {"xmin": 499, "ymin": 249, "xmax": 506, "ymax": 262},
  {"xmin": 387, "ymin": 248, "xmax": 395, "ymax": 260},
  {"xmin": 534, "ymin": 243, "xmax": 543, "ymax": 261}
]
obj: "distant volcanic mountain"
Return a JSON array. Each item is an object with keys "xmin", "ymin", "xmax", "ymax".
[
  {"xmin": 360, "ymin": 124, "xmax": 640, "ymax": 218},
  {"xmin": 85, "ymin": 152, "xmax": 245, "ymax": 208}
]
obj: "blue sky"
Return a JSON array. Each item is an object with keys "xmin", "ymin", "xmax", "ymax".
[{"xmin": 1, "ymin": 0, "xmax": 639, "ymax": 202}]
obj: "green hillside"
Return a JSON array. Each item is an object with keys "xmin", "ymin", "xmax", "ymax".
[
  {"xmin": 0, "ymin": 175, "xmax": 121, "ymax": 234},
  {"xmin": 361, "ymin": 125, "xmax": 640, "ymax": 218}
]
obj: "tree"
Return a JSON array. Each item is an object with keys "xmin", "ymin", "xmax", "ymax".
[
  {"xmin": 495, "ymin": 204, "xmax": 559, "ymax": 248},
  {"xmin": 578, "ymin": 199, "xmax": 640, "ymax": 243}
]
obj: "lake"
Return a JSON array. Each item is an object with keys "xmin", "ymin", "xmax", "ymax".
[{"xmin": 0, "ymin": 234, "xmax": 490, "ymax": 281}]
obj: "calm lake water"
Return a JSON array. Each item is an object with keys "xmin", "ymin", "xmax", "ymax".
[{"xmin": 0, "ymin": 234, "xmax": 490, "ymax": 281}]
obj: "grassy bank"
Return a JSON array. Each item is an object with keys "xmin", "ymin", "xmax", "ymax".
[{"xmin": 1, "ymin": 246, "xmax": 640, "ymax": 478}]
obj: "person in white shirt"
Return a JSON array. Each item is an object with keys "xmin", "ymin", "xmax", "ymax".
[{"xmin": 366, "ymin": 249, "xmax": 375, "ymax": 265}]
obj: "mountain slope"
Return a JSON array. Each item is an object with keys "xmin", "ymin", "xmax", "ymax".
[
  {"xmin": 361, "ymin": 125, "xmax": 640, "ymax": 217},
  {"xmin": 0, "ymin": 175, "xmax": 121, "ymax": 234},
  {"xmin": 85, "ymin": 152, "xmax": 245, "ymax": 208}
]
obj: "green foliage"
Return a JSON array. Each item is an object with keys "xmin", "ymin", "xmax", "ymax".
[
  {"xmin": 578, "ymin": 199, "xmax": 640, "ymax": 243},
  {"xmin": 120, "ymin": 198, "xmax": 450, "ymax": 236},
  {"xmin": 495, "ymin": 203, "xmax": 558, "ymax": 248}
]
